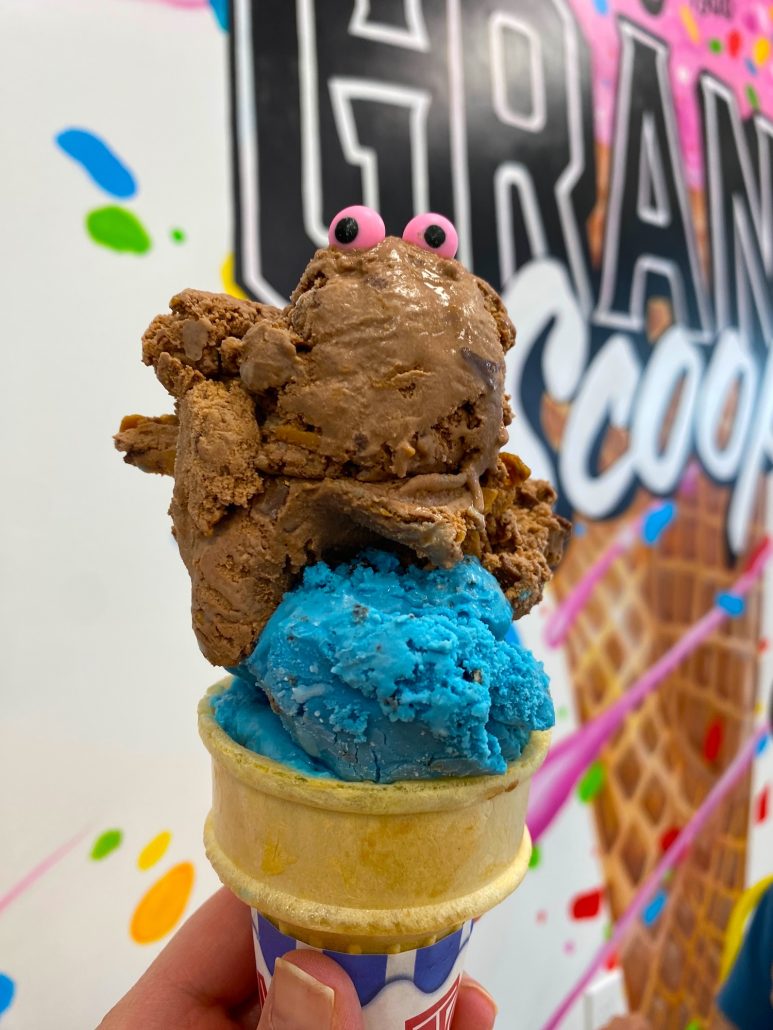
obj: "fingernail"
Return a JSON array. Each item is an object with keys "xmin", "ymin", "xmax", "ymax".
[
  {"xmin": 466, "ymin": 980, "xmax": 498, "ymax": 1023},
  {"xmin": 269, "ymin": 957, "xmax": 335, "ymax": 1030}
]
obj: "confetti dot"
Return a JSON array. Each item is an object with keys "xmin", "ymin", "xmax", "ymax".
[
  {"xmin": 91, "ymin": 829, "xmax": 123, "ymax": 861},
  {"xmin": 754, "ymin": 37, "xmax": 771, "ymax": 65},
  {"xmin": 593, "ymin": 0, "xmax": 608, "ymax": 13},
  {"xmin": 529, "ymin": 844, "xmax": 541, "ymax": 869},
  {"xmin": 728, "ymin": 29, "xmax": 743, "ymax": 58},
  {"xmin": 758, "ymin": 638, "xmax": 769, "ymax": 653},
  {"xmin": 709, "ymin": 38, "xmax": 723, "ymax": 54},
  {"xmin": 604, "ymin": 952, "xmax": 619, "ymax": 970},
  {"xmin": 745, "ymin": 57, "xmax": 758, "ymax": 76},
  {"xmin": 680, "ymin": 6, "xmax": 700, "ymax": 44},
  {"xmin": 577, "ymin": 761, "xmax": 606, "ymax": 803},
  {"xmin": 536, "ymin": 909, "xmax": 548, "ymax": 924},
  {"xmin": 130, "ymin": 862, "xmax": 195, "ymax": 945},
  {"xmin": 685, "ymin": 1021, "xmax": 702, "ymax": 1030},
  {"xmin": 643, "ymin": 889, "xmax": 667, "ymax": 926},
  {"xmin": 755, "ymin": 785, "xmax": 769, "ymax": 824},
  {"xmin": 660, "ymin": 826, "xmax": 681, "ymax": 853},
  {"xmin": 571, "ymin": 887, "xmax": 603, "ymax": 920},
  {"xmin": 716, "ymin": 592, "xmax": 745, "ymax": 617},
  {"xmin": 170, "ymin": 227, "xmax": 186, "ymax": 244},
  {"xmin": 563, "ymin": 940, "xmax": 576, "ymax": 955},
  {"xmin": 747, "ymin": 83, "xmax": 761, "ymax": 109},
  {"xmin": 557, "ymin": 705, "xmax": 569, "ymax": 721},
  {"xmin": 602, "ymin": 921, "xmax": 613, "ymax": 941},
  {"xmin": 0, "ymin": 975, "xmax": 15, "ymax": 1016},
  {"xmin": 757, "ymin": 734, "xmax": 770, "ymax": 756},
  {"xmin": 138, "ymin": 831, "xmax": 172, "ymax": 871},
  {"xmin": 743, "ymin": 537, "xmax": 771, "ymax": 573},
  {"xmin": 703, "ymin": 719, "xmax": 724, "ymax": 763},
  {"xmin": 574, "ymin": 522, "xmax": 587, "ymax": 537}
]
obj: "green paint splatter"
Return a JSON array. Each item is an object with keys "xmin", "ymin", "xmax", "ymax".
[
  {"xmin": 746, "ymin": 84, "xmax": 760, "ymax": 110},
  {"xmin": 170, "ymin": 227, "xmax": 186, "ymax": 244},
  {"xmin": 529, "ymin": 844, "xmax": 541, "ymax": 868},
  {"xmin": 577, "ymin": 761, "xmax": 605, "ymax": 803},
  {"xmin": 85, "ymin": 206, "xmax": 151, "ymax": 254},
  {"xmin": 709, "ymin": 38, "xmax": 722, "ymax": 54},
  {"xmin": 91, "ymin": 829, "xmax": 123, "ymax": 860}
]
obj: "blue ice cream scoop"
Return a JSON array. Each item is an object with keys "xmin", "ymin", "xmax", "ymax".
[{"xmin": 214, "ymin": 550, "xmax": 554, "ymax": 783}]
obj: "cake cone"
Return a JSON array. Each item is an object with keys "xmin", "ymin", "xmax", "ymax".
[
  {"xmin": 199, "ymin": 679, "xmax": 550, "ymax": 955},
  {"xmin": 549, "ymin": 423, "xmax": 765, "ymax": 1025}
]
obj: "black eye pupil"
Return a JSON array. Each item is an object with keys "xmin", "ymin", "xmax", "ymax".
[
  {"xmin": 334, "ymin": 216, "xmax": 359, "ymax": 245},
  {"xmin": 423, "ymin": 224, "xmax": 446, "ymax": 249}
]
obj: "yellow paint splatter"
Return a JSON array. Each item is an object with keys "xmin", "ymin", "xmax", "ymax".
[
  {"xmin": 220, "ymin": 253, "xmax": 248, "ymax": 300},
  {"xmin": 679, "ymin": 6, "xmax": 700, "ymax": 45},
  {"xmin": 130, "ymin": 862, "xmax": 195, "ymax": 944},
  {"xmin": 137, "ymin": 831, "xmax": 172, "ymax": 871},
  {"xmin": 754, "ymin": 38, "xmax": 771, "ymax": 66}
]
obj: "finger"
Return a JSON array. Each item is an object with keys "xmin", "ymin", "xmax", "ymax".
[
  {"xmin": 451, "ymin": 975, "xmax": 497, "ymax": 1030},
  {"xmin": 257, "ymin": 949, "xmax": 364, "ymax": 1030}
]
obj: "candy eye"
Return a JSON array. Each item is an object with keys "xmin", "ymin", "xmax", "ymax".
[
  {"xmin": 328, "ymin": 205, "xmax": 386, "ymax": 251},
  {"xmin": 402, "ymin": 213, "xmax": 458, "ymax": 259}
]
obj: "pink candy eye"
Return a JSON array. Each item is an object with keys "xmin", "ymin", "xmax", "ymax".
[
  {"xmin": 328, "ymin": 205, "xmax": 386, "ymax": 251},
  {"xmin": 402, "ymin": 213, "xmax": 458, "ymax": 259}
]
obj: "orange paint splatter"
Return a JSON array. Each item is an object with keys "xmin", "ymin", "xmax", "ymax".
[
  {"xmin": 130, "ymin": 862, "xmax": 194, "ymax": 944},
  {"xmin": 138, "ymin": 831, "xmax": 172, "ymax": 871}
]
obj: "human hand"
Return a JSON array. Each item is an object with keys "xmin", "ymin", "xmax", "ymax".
[{"xmin": 99, "ymin": 887, "xmax": 498, "ymax": 1029}]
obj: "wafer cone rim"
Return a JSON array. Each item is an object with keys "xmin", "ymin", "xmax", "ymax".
[
  {"xmin": 199, "ymin": 678, "xmax": 552, "ymax": 814},
  {"xmin": 205, "ymin": 813, "xmax": 533, "ymax": 946}
]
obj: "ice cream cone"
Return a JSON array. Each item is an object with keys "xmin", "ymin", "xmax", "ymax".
[
  {"xmin": 198, "ymin": 679, "xmax": 550, "ymax": 954},
  {"xmin": 551, "ymin": 455, "xmax": 765, "ymax": 1025}
]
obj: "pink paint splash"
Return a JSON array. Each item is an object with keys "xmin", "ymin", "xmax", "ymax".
[
  {"xmin": 0, "ymin": 829, "xmax": 91, "ymax": 917},
  {"xmin": 541, "ymin": 725, "xmax": 769, "ymax": 1030},
  {"xmin": 529, "ymin": 538, "xmax": 773, "ymax": 844}
]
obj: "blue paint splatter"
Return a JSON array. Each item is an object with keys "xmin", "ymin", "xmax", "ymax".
[
  {"xmin": 593, "ymin": 0, "xmax": 609, "ymax": 13},
  {"xmin": 745, "ymin": 57, "xmax": 758, "ymax": 76},
  {"xmin": 209, "ymin": 0, "xmax": 228, "ymax": 30},
  {"xmin": 0, "ymin": 974, "xmax": 15, "ymax": 1015},
  {"xmin": 642, "ymin": 502, "xmax": 676, "ymax": 545},
  {"xmin": 716, "ymin": 592, "xmax": 745, "ymax": 617},
  {"xmin": 757, "ymin": 734, "xmax": 770, "ymax": 756},
  {"xmin": 642, "ymin": 890, "xmax": 667, "ymax": 926},
  {"xmin": 55, "ymin": 129, "xmax": 137, "ymax": 199}
]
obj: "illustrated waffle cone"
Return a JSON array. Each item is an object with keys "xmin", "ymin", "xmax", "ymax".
[
  {"xmin": 546, "ymin": 399, "xmax": 766, "ymax": 1026},
  {"xmin": 199, "ymin": 679, "xmax": 550, "ymax": 954}
]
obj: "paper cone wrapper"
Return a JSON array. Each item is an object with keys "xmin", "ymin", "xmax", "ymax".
[
  {"xmin": 199, "ymin": 677, "xmax": 548, "ymax": 1018},
  {"xmin": 252, "ymin": 909, "xmax": 475, "ymax": 1029}
]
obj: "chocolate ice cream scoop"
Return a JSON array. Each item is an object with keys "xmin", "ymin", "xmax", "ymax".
[{"xmin": 117, "ymin": 221, "xmax": 569, "ymax": 667}]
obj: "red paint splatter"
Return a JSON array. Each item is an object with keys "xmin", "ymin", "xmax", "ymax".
[
  {"xmin": 743, "ymin": 536, "xmax": 772, "ymax": 573},
  {"xmin": 660, "ymin": 826, "xmax": 681, "ymax": 853},
  {"xmin": 758, "ymin": 638, "xmax": 769, "ymax": 654},
  {"xmin": 703, "ymin": 719, "xmax": 724, "ymax": 763},
  {"xmin": 604, "ymin": 952, "xmax": 619, "ymax": 970},
  {"xmin": 571, "ymin": 888, "xmax": 603, "ymax": 920},
  {"xmin": 728, "ymin": 29, "xmax": 742, "ymax": 57},
  {"xmin": 755, "ymin": 785, "xmax": 769, "ymax": 824}
]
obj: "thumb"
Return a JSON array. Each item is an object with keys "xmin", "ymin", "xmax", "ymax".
[{"xmin": 257, "ymin": 949, "xmax": 364, "ymax": 1030}]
